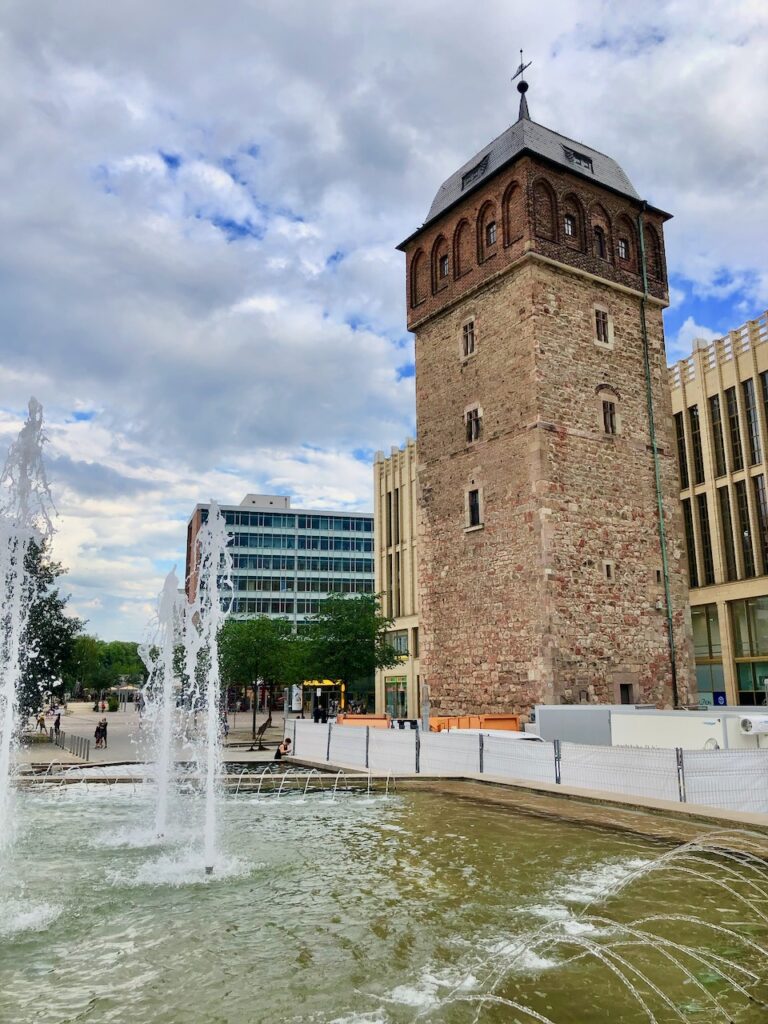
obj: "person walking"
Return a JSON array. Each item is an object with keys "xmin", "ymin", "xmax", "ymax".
[
  {"xmin": 100, "ymin": 717, "xmax": 108, "ymax": 750},
  {"xmin": 94, "ymin": 721, "xmax": 103, "ymax": 749},
  {"xmin": 53, "ymin": 712, "xmax": 61, "ymax": 739},
  {"xmin": 36, "ymin": 711, "xmax": 47, "ymax": 733}
]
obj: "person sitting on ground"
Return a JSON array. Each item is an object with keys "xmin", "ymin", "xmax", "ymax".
[{"xmin": 274, "ymin": 737, "xmax": 291, "ymax": 760}]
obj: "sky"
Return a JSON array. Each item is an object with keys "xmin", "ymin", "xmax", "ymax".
[{"xmin": 0, "ymin": 1, "xmax": 767, "ymax": 640}]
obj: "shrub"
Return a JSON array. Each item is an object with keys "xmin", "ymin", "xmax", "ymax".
[{"xmin": 107, "ymin": 696, "xmax": 119, "ymax": 712}]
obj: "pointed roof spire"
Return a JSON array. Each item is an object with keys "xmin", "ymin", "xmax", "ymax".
[{"xmin": 512, "ymin": 49, "xmax": 532, "ymax": 121}]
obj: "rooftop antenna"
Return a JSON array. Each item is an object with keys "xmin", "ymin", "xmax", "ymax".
[{"xmin": 512, "ymin": 49, "xmax": 532, "ymax": 121}]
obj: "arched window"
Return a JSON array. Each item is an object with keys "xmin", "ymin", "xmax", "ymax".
[
  {"xmin": 562, "ymin": 193, "xmax": 585, "ymax": 251},
  {"xmin": 431, "ymin": 235, "xmax": 449, "ymax": 293},
  {"xmin": 410, "ymin": 249, "xmax": 426, "ymax": 307},
  {"xmin": 533, "ymin": 179, "xmax": 557, "ymax": 241},
  {"xmin": 645, "ymin": 224, "xmax": 664, "ymax": 280},
  {"xmin": 596, "ymin": 384, "xmax": 621, "ymax": 436},
  {"xmin": 615, "ymin": 215, "xmax": 638, "ymax": 272},
  {"xmin": 502, "ymin": 181, "xmax": 520, "ymax": 246},
  {"xmin": 477, "ymin": 201, "xmax": 498, "ymax": 263},
  {"xmin": 453, "ymin": 219, "xmax": 472, "ymax": 278},
  {"xmin": 594, "ymin": 226, "xmax": 607, "ymax": 259}
]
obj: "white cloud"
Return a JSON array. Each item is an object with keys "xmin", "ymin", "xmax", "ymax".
[{"xmin": 0, "ymin": 0, "xmax": 766, "ymax": 638}]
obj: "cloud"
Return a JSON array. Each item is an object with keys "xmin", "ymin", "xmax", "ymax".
[
  {"xmin": 668, "ymin": 316, "xmax": 721, "ymax": 363},
  {"xmin": 0, "ymin": 0, "xmax": 765, "ymax": 637}
]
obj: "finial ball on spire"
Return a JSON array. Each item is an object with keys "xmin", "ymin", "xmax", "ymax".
[{"xmin": 517, "ymin": 80, "xmax": 529, "ymax": 95}]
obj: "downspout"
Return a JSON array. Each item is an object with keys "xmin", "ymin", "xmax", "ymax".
[{"xmin": 637, "ymin": 203, "xmax": 680, "ymax": 707}]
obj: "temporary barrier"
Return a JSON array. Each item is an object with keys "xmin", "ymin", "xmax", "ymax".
[
  {"xmin": 420, "ymin": 732, "xmax": 480, "ymax": 775},
  {"xmin": 368, "ymin": 728, "xmax": 416, "ymax": 773},
  {"xmin": 683, "ymin": 749, "xmax": 768, "ymax": 814},
  {"xmin": 559, "ymin": 742, "xmax": 680, "ymax": 802},
  {"xmin": 483, "ymin": 735, "xmax": 556, "ymax": 783},
  {"xmin": 328, "ymin": 725, "xmax": 368, "ymax": 766}
]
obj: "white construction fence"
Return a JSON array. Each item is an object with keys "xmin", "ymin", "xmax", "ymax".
[{"xmin": 290, "ymin": 720, "xmax": 768, "ymax": 816}]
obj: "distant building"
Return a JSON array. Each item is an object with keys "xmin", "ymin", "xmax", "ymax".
[
  {"xmin": 669, "ymin": 313, "xmax": 768, "ymax": 705},
  {"xmin": 373, "ymin": 440, "xmax": 420, "ymax": 718},
  {"xmin": 185, "ymin": 494, "xmax": 374, "ymax": 629},
  {"xmin": 397, "ymin": 80, "xmax": 694, "ymax": 713}
]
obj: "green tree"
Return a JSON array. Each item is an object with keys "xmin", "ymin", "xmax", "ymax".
[
  {"xmin": 19, "ymin": 541, "xmax": 83, "ymax": 721},
  {"xmin": 304, "ymin": 594, "xmax": 399, "ymax": 701},
  {"xmin": 219, "ymin": 617, "xmax": 308, "ymax": 741},
  {"xmin": 64, "ymin": 635, "xmax": 147, "ymax": 697}
]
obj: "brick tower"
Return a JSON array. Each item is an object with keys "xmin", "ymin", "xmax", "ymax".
[{"xmin": 398, "ymin": 78, "xmax": 694, "ymax": 713}]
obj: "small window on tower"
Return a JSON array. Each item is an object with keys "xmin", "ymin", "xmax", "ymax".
[
  {"xmin": 438, "ymin": 254, "xmax": 449, "ymax": 279},
  {"xmin": 595, "ymin": 309, "xmax": 610, "ymax": 345},
  {"xmin": 594, "ymin": 226, "xmax": 607, "ymax": 259},
  {"xmin": 467, "ymin": 488, "xmax": 482, "ymax": 528},
  {"xmin": 617, "ymin": 238, "xmax": 629, "ymax": 261},
  {"xmin": 462, "ymin": 320, "xmax": 476, "ymax": 358},
  {"xmin": 564, "ymin": 214, "xmax": 576, "ymax": 237},
  {"xmin": 486, "ymin": 221, "xmax": 497, "ymax": 246},
  {"xmin": 465, "ymin": 407, "xmax": 481, "ymax": 443},
  {"xmin": 602, "ymin": 400, "xmax": 617, "ymax": 436}
]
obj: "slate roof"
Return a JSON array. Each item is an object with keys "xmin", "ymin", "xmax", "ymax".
[{"xmin": 403, "ymin": 113, "xmax": 642, "ymax": 247}]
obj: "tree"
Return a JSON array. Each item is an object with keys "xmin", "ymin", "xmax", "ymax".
[
  {"xmin": 219, "ymin": 617, "xmax": 308, "ymax": 741},
  {"xmin": 304, "ymin": 594, "xmax": 399, "ymax": 701},
  {"xmin": 18, "ymin": 541, "xmax": 83, "ymax": 721},
  {"xmin": 64, "ymin": 635, "xmax": 147, "ymax": 696}
]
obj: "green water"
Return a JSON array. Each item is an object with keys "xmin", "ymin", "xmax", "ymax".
[{"xmin": 0, "ymin": 785, "xmax": 766, "ymax": 1023}]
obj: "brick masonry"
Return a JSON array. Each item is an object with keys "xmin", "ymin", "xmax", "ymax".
[{"xmin": 404, "ymin": 146, "xmax": 694, "ymax": 714}]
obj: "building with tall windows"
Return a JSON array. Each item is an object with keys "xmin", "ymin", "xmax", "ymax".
[
  {"xmin": 185, "ymin": 494, "xmax": 375, "ymax": 629},
  {"xmin": 373, "ymin": 440, "xmax": 420, "ymax": 719},
  {"xmin": 670, "ymin": 313, "xmax": 768, "ymax": 706}
]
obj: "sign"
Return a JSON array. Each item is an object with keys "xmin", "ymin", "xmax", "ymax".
[
  {"xmin": 290, "ymin": 685, "xmax": 303, "ymax": 712},
  {"xmin": 712, "ymin": 691, "xmax": 727, "ymax": 707}
]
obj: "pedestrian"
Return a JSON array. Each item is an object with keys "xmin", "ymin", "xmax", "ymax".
[
  {"xmin": 100, "ymin": 717, "xmax": 108, "ymax": 750},
  {"xmin": 54, "ymin": 713, "xmax": 61, "ymax": 738},
  {"xmin": 36, "ymin": 711, "xmax": 47, "ymax": 733},
  {"xmin": 274, "ymin": 737, "xmax": 292, "ymax": 760},
  {"xmin": 94, "ymin": 722, "xmax": 103, "ymax": 749}
]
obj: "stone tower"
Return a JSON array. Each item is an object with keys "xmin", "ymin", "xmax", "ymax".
[{"xmin": 398, "ymin": 82, "xmax": 694, "ymax": 713}]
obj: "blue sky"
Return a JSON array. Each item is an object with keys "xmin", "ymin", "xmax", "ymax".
[{"xmin": 0, "ymin": 0, "xmax": 766, "ymax": 639}]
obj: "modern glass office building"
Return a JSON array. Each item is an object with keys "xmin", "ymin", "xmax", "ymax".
[{"xmin": 185, "ymin": 494, "xmax": 374, "ymax": 629}]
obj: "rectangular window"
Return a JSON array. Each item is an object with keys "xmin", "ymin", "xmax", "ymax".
[
  {"xmin": 725, "ymin": 387, "xmax": 744, "ymax": 471},
  {"xmin": 438, "ymin": 254, "xmax": 449, "ymax": 279},
  {"xmin": 617, "ymin": 238, "xmax": 628, "ymax": 260},
  {"xmin": 462, "ymin": 321, "xmax": 475, "ymax": 357},
  {"xmin": 708, "ymin": 395, "xmax": 727, "ymax": 477},
  {"xmin": 735, "ymin": 479, "xmax": 756, "ymax": 577},
  {"xmin": 602, "ymin": 400, "xmax": 616, "ymax": 435},
  {"xmin": 754, "ymin": 475, "xmax": 768, "ymax": 574},
  {"xmin": 389, "ymin": 629, "xmax": 408, "ymax": 659},
  {"xmin": 486, "ymin": 221, "xmax": 497, "ymax": 246},
  {"xmin": 412, "ymin": 627, "xmax": 419, "ymax": 658},
  {"xmin": 595, "ymin": 309, "xmax": 609, "ymax": 345},
  {"xmin": 564, "ymin": 214, "xmax": 575, "ymax": 237},
  {"xmin": 696, "ymin": 493, "xmax": 715, "ymax": 585},
  {"xmin": 688, "ymin": 405, "xmax": 705, "ymax": 485},
  {"xmin": 717, "ymin": 486, "xmax": 738, "ymax": 582},
  {"xmin": 674, "ymin": 413, "xmax": 689, "ymax": 490},
  {"xmin": 762, "ymin": 370, "xmax": 768, "ymax": 432},
  {"xmin": 468, "ymin": 488, "xmax": 481, "ymax": 528},
  {"xmin": 466, "ymin": 407, "xmax": 481, "ymax": 442},
  {"xmin": 742, "ymin": 378, "xmax": 763, "ymax": 465}
]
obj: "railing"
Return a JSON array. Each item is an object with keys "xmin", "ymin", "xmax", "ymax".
[
  {"xmin": 291, "ymin": 720, "xmax": 768, "ymax": 815},
  {"xmin": 668, "ymin": 310, "xmax": 768, "ymax": 391},
  {"xmin": 49, "ymin": 728, "xmax": 90, "ymax": 762}
]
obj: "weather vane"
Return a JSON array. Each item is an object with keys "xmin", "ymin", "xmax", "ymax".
[{"xmin": 512, "ymin": 49, "xmax": 532, "ymax": 86}]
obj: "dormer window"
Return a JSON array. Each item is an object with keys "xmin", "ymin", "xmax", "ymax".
[
  {"xmin": 564, "ymin": 214, "xmax": 576, "ymax": 237},
  {"xmin": 461, "ymin": 155, "xmax": 489, "ymax": 191},
  {"xmin": 617, "ymin": 238, "xmax": 629, "ymax": 261},
  {"xmin": 563, "ymin": 146, "xmax": 594, "ymax": 172},
  {"xmin": 438, "ymin": 255, "xmax": 449, "ymax": 279},
  {"xmin": 485, "ymin": 221, "xmax": 497, "ymax": 246}
]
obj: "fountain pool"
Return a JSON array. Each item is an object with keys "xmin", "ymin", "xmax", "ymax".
[{"xmin": 1, "ymin": 785, "xmax": 767, "ymax": 1023}]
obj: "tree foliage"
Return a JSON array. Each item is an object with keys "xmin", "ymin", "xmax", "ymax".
[
  {"xmin": 304, "ymin": 594, "xmax": 398, "ymax": 688},
  {"xmin": 64, "ymin": 635, "xmax": 147, "ymax": 695},
  {"xmin": 18, "ymin": 541, "xmax": 83, "ymax": 720}
]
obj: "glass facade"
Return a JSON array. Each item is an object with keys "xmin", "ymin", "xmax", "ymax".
[
  {"xmin": 708, "ymin": 395, "xmax": 727, "ymax": 477},
  {"xmin": 725, "ymin": 387, "xmax": 744, "ymax": 471},
  {"xmin": 682, "ymin": 498, "xmax": 698, "ymax": 588},
  {"xmin": 742, "ymin": 379, "xmax": 763, "ymax": 465},
  {"xmin": 730, "ymin": 597, "xmax": 768, "ymax": 705},
  {"xmin": 688, "ymin": 405, "xmax": 705, "ymax": 484},
  {"xmin": 384, "ymin": 676, "xmax": 408, "ymax": 719},
  {"xmin": 754, "ymin": 475, "xmax": 768, "ymax": 574},
  {"xmin": 691, "ymin": 603, "xmax": 723, "ymax": 706},
  {"xmin": 696, "ymin": 493, "xmax": 715, "ymax": 585},
  {"xmin": 717, "ymin": 486, "xmax": 737, "ymax": 582},
  {"xmin": 674, "ymin": 413, "xmax": 689, "ymax": 490},
  {"xmin": 734, "ymin": 480, "xmax": 755, "ymax": 578},
  {"xmin": 198, "ymin": 503, "xmax": 375, "ymax": 626}
]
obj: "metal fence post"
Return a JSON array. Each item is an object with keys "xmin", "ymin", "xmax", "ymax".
[
  {"xmin": 326, "ymin": 722, "xmax": 332, "ymax": 762},
  {"xmin": 85, "ymin": 739, "xmax": 90, "ymax": 762},
  {"xmin": 676, "ymin": 747, "xmax": 687, "ymax": 802},
  {"xmin": 292, "ymin": 719, "xmax": 297, "ymax": 751},
  {"xmin": 365, "ymin": 726, "xmax": 370, "ymax": 769},
  {"xmin": 415, "ymin": 729, "xmax": 420, "ymax": 774},
  {"xmin": 479, "ymin": 733, "xmax": 484, "ymax": 774},
  {"xmin": 554, "ymin": 739, "xmax": 562, "ymax": 784}
]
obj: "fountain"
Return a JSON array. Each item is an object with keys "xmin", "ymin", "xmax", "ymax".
[{"xmin": 0, "ymin": 399, "xmax": 55, "ymax": 852}]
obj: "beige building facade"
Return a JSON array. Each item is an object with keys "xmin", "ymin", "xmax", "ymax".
[
  {"xmin": 669, "ymin": 312, "xmax": 768, "ymax": 706},
  {"xmin": 373, "ymin": 440, "xmax": 421, "ymax": 719}
]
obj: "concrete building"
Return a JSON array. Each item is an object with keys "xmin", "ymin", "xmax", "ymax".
[
  {"xmin": 373, "ymin": 440, "xmax": 420, "ymax": 718},
  {"xmin": 669, "ymin": 313, "xmax": 768, "ymax": 705},
  {"xmin": 397, "ymin": 80, "xmax": 694, "ymax": 714},
  {"xmin": 186, "ymin": 494, "xmax": 374, "ymax": 629}
]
